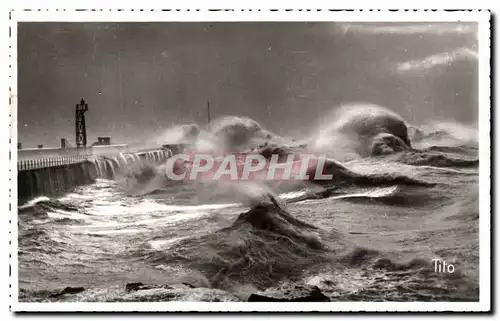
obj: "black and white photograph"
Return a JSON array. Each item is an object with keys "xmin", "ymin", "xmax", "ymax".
[{"xmin": 10, "ymin": 10, "xmax": 490, "ymax": 312}]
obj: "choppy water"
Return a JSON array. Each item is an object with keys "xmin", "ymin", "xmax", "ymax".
[{"xmin": 18, "ymin": 139, "xmax": 479, "ymax": 302}]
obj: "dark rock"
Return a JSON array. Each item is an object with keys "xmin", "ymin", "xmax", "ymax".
[
  {"xmin": 182, "ymin": 282, "xmax": 196, "ymax": 288},
  {"xmin": 248, "ymin": 285, "xmax": 330, "ymax": 302},
  {"xmin": 50, "ymin": 286, "xmax": 85, "ymax": 298},
  {"xmin": 125, "ymin": 282, "xmax": 156, "ymax": 292},
  {"xmin": 126, "ymin": 282, "xmax": 144, "ymax": 292}
]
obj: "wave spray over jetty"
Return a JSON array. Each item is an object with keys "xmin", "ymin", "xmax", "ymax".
[{"xmin": 16, "ymin": 20, "xmax": 482, "ymax": 306}]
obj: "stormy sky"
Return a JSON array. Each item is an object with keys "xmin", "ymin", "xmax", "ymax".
[{"xmin": 17, "ymin": 22, "xmax": 478, "ymax": 148}]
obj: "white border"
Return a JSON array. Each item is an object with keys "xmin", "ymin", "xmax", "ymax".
[{"xmin": 8, "ymin": 9, "xmax": 491, "ymax": 312}]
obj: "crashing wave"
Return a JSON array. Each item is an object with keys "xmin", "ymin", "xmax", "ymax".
[
  {"xmin": 155, "ymin": 116, "xmax": 285, "ymax": 153},
  {"xmin": 145, "ymin": 192, "xmax": 340, "ymax": 290},
  {"xmin": 385, "ymin": 150, "xmax": 479, "ymax": 168},
  {"xmin": 408, "ymin": 122, "xmax": 478, "ymax": 150},
  {"xmin": 303, "ymin": 157, "xmax": 435, "ymax": 188},
  {"xmin": 209, "ymin": 116, "xmax": 286, "ymax": 151},
  {"xmin": 313, "ymin": 104, "xmax": 412, "ymax": 160},
  {"xmin": 155, "ymin": 123, "xmax": 201, "ymax": 146}
]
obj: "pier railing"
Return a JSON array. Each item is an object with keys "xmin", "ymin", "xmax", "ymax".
[
  {"xmin": 17, "ymin": 148, "xmax": 170, "ymax": 172},
  {"xmin": 17, "ymin": 155, "xmax": 92, "ymax": 171}
]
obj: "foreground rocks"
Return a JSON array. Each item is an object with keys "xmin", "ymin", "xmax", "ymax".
[
  {"xmin": 124, "ymin": 282, "xmax": 331, "ymax": 302},
  {"xmin": 23, "ymin": 282, "xmax": 331, "ymax": 302},
  {"xmin": 49, "ymin": 286, "xmax": 85, "ymax": 298},
  {"xmin": 248, "ymin": 285, "xmax": 330, "ymax": 302},
  {"xmin": 125, "ymin": 282, "xmax": 196, "ymax": 292}
]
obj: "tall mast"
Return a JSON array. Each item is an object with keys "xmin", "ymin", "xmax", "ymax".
[{"xmin": 207, "ymin": 100, "xmax": 211, "ymax": 125}]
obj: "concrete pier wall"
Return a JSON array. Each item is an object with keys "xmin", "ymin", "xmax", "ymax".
[
  {"xmin": 18, "ymin": 161, "xmax": 97, "ymax": 205},
  {"xmin": 18, "ymin": 146, "xmax": 179, "ymax": 205}
]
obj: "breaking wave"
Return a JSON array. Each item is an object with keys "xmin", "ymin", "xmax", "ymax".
[
  {"xmin": 138, "ymin": 188, "xmax": 478, "ymax": 301},
  {"xmin": 145, "ymin": 193, "xmax": 333, "ymax": 291},
  {"xmin": 120, "ymin": 103, "xmax": 478, "ymax": 204},
  {"xmin": 154, "ymin": 116, "xmax": 286, "ymax": 153},
  {"xmin": 408, "ymin": 121, "xmax": 478, "ymax": 149},
  {"xmin": 312, "ymin": 104, "xmax": 412, "ymax": 160},
  {"xmin": 153, "ymin": 103, "xmax": 478, "ymax": 172}
]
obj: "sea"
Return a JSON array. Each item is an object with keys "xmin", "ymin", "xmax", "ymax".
[{"xmin": 17, "ymin": 104, "xmax": 480, "ymax": 303}]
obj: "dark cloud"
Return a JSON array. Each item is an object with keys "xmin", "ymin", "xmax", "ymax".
[{"xmin": 18, "ymin": 22, "xmax": 477, "ymax": 148}]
